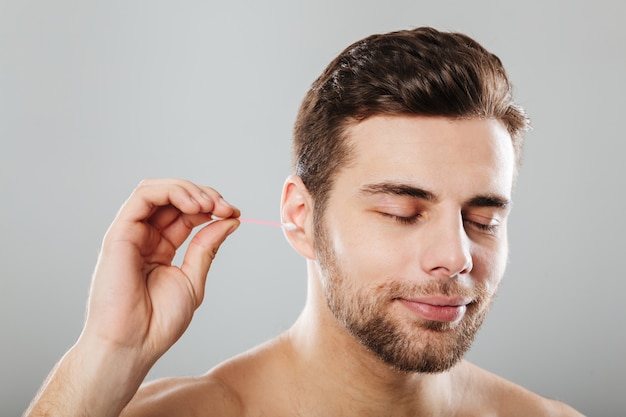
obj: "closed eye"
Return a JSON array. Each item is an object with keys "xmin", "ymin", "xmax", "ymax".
[
  {"xmin": 463, "ymin": 218, "xmax": 499, "ymax": 234},
  {"xmin": 379, "ymin": 212, "xmax": 422, "ymax": 225}
]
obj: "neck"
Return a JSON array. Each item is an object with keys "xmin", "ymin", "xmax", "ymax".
[{"xmin": 283, "ymin": 261, "xmax": 463, "ymax": 416}]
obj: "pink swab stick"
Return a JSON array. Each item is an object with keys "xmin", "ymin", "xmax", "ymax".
[
  {"xmin": 212, "ymin": 215, "xmax": 297, "ymax": 231},
  {"xmin": 238, "ymin": 217, "xmax": 297, "ymax": 231}
]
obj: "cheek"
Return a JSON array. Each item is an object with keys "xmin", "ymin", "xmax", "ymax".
[
  {"xmin": 471, "ymin": 241, "xmax": 508, "ymax": 293},
  {"xmin": 329, "ymin": 221, "xmax": 416, "ymax": 286},
  {"xmin": 327, "ymin": 218, "xmax": 404, "ymax": 283}
]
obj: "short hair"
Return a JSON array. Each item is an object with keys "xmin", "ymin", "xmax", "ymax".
[{"xmin": 293, "ymin": 27, "xmax": 530, "ymax": 212}]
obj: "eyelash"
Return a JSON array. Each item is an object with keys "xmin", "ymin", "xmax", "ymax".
[
  {"xmin": 463, "ymin": 219, "xmax": 499, "ymax": 234},
  {"xmin": 381, "ymin": 213, "xmax": 422, "ymax": 225},
  {"xmin": 382, "ymin": 213, "xmax": 499, "ymax": 234}
]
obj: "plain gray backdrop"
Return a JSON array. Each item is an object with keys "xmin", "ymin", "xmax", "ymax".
[{"xmin": 1, "ymin": 1, "xmax": 624, "ymax": 415}]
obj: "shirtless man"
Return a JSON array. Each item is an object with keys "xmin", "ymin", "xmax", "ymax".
[{"xmin": 25, "ymin": 27, "xmax": 583, "ymax": 416}]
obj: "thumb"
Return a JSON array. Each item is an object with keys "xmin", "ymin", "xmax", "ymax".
[{"xmin": 180, "ymin": 218, "xmax": 240, "ymax": 307}]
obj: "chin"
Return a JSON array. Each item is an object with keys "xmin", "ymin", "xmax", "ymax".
[{"xmin": 347, "ymin": 303, "xmax": 489, "ymax": 375}]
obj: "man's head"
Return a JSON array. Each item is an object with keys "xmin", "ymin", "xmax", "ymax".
[{"xmin": 285, "ymin": 27, "xmax": 528, "ymax": 374}]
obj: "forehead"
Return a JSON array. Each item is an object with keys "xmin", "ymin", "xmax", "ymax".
[{"xmin": 337, "ymin": 115, "xmax": 515, "ymax": 200}]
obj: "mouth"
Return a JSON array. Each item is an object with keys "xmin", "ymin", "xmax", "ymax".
[{"xmin": 396, "ymin": 296, "xmax": 472, "ymax": 323}]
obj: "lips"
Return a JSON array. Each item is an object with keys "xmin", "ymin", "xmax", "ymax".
[{"xmin": 397, "ymin": 296, "xmax": 471, "ymax": 323}]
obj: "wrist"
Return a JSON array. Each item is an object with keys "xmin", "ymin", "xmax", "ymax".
[
  {"xmin": 70, "ymin": 338, "xmax": 153, "ymax": 412},
  {"xmin": 25, "ymin": 339, "xmax": 153, "ymax": 417}
]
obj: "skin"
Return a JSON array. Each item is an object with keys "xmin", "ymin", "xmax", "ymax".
[{"xmin": 24, "ymin": 116, "xmax": 583, "ymax": 417}]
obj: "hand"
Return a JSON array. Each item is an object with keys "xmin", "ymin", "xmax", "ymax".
[
  {"xmin": 24, "ymin": 179, "xmax": 240, "ymax": 417},
  {"xmin": 80, "ymin": 179, "xmax": 240, "ymax": 365}
]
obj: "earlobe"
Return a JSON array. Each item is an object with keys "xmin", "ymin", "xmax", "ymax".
[{"xmin": 281, "ymin": 175, "xmax": 316, "ymax": 259}]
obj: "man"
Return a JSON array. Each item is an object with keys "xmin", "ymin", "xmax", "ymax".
[{"xmin": 25, "ymin": 27, "xmax": 583, "ymax": 416}]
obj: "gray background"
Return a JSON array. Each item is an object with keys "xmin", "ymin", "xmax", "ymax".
[{"xmin": 1, "ymin": 1, "xmax": 624, "ymax": 415}]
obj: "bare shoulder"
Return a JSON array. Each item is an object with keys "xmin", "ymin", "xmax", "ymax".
[
  {"xmin": 205, "ymin": 336, "xmax": 297, "ymax": 415},
  {"xmin": 121, "ymin": 337, "xmax": 289, "ymax": 417},
  {"xmin": 459, "ymin": 361, "xmax": 585, "ymax": 417},
  {"xmin": 120, "ymin": 374, "xmax": 243, "ymax": 417}
]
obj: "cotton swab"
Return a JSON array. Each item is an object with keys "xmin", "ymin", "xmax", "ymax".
[
  {"xmin": 238, "ymin": 217, "xmax": 298, "ymax": 231},
  {"xmin": 211, "ymin": 215, "xmax": 297, "ymax": 231}
]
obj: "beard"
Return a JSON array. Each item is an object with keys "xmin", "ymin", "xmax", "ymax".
[{"xmin": 314, "ymin": 218, "xmax": 497, "ymax": 374}]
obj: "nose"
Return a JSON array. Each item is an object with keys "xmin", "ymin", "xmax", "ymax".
[{"xmin": 420, "ymin": 215, "xmax": 473, "ymax": 278}]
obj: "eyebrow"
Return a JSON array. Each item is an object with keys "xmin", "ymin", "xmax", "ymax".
[
  {"xmin": 466, "ymin": 195, "xmax": 511, "ymax": 210},
  {"xmin": 359, "ymin": 182, "xmax": 510, "ymax": 209},
  {"xmin": 359, "ymin": 182, "xmax": 437, "ymax": 201}
]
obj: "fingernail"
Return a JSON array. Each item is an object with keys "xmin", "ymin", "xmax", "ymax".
[
  {"xmin": 200, "ymin": 192, "xmax": 211, "ymax": 200},
  {"xmin": 219, "ymin": 197, "xmax": 232, "ymax": 207}
]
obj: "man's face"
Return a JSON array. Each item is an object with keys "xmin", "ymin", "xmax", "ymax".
[{"xmin": 314, "ymin": 115, "xmax": 515, "ymax": 373}]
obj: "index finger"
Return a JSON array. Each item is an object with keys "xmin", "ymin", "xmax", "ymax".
[{"xmin": 117, "ymin": 179, "xmax": 239, "ymax": 224}]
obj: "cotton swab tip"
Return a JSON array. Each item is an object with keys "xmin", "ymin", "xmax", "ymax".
[{"xmin": 282, "ymin": 222, "xmax": 297, "ymax": 231}]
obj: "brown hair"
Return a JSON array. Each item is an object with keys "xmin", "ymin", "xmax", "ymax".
[{"xmin": 293, "ymin": 27, "xmax": 530, "ymax": 212}]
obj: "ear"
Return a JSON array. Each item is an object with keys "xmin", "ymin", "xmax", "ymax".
[{"xmin": 281, "ymin": 175, "xmax": 316, "ymax": 260}]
